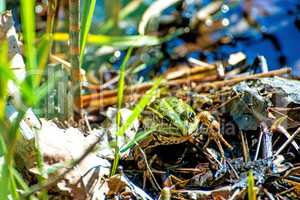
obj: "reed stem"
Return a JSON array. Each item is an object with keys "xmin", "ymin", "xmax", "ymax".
[{"xmin": 69, "ymin": 0, "xmax": 83, "ymax": 117}]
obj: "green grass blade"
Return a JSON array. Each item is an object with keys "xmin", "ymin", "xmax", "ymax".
[
  {"xmin": 54, "ymin": 33, "xmax": 160, "ymax": 46},
  {"xmin": 80, "ymin": 0, "xmax": 97, "ymax": 64},
  {"xmin": 119, "ymin": 129, "xmax": 155, "ymax": 153},
  {"xmin": 110, "ymin": 151, "xmax": 120, "ymax": 177},
  {"xmin": 9, "ymin": 170, "xmax": 19, "ymax": 200},
  {"xmin": 0, "ymin": 134, "xmax": 6, "ymax": 156},
  {"xmin": 36, "ymin": 34, "xmax": 52, "ymax": 85},
  {"xmin": 0, "ymin": 162, "xmax": 10, "ymax": 200},
  {"xmin": 247, "ymin": 170, "xmax": 256, "ymax": 200},
  {"xmin": 116, "ymin": 48, "xmax": 133, "ymax": 128},
  {"xmin": 117, "ymin": 77, "xmax": 162, "ymax": 136},
  {"xmin": 0, "ymin": 64, "xmax": 17, "ymax": 83},
  {"xmin": 20, "ymin": 0, "xmax": 37, "ymax": 87},
  {"xmin": 111, "ymin": 47, "xmax": 133, "ymax": 177},
  {"xmin": 111, "ymin": 77, "xmax": 162, "ymax": 176},
  {"xmin": 0, "ymin": 41, "xmax": 19, "ymax": 200},
  {"xmin": 0, "ymin": 41, "xmax": 10, "ymax": 121},
  {"xmin": 5, "ymin": 112, "xmax": 31, "ymax": 199},
  {"xmin": 53, "ymin": 29, "xmax": 184, "ymax": 47},
  {"xmin": 159, "ymin": 98, "xmax": 187, "ymax": 134},
  {"xmin": 13, "ymin": 169, "xmax": 29, "ymax": 190},
  {"xmin": 87, "ymin": 34, "xmax": 160, "ymax": 47},
  {"xmin": 81, "ymin": 0, "xmax": 91, "ymax": 30}
]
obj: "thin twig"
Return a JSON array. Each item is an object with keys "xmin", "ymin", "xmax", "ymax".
[
  {"xmin": 215, "ymin": 94, "xmax": 241, "ymax": 111},
  {"xmin": 164, "ymin": 62, "xmax": 216, "ymax": 80},
  {"xmin": 276, "ymin": 126, "xmax": 299, "ymax": 151},
  {"xmin": 226, "ymin": 160, "xmax": 239, "ymax": 180},
  {"xmin": 50, "ymin": 54, "xmax": 71, "ymax": 69},
  {"xmin": 228, "ymin": 188, "xmax": 241, "ymax": 200},
  {"xmin": 283, "ymin": 166, "xmax": 300, "ymax": 178},
  {"xmin": 254, "ymin": 129, "xmax": 263, "ymax": 161},
  {"xmin": 83, "ymin": 112, "xmax": 92, "ymax": 132},
  {"xmin": 263, "ymin": 188, "xmax": 275, "ymax": 200},
  {"xmin": 195, "ymin": 67, "xmax": 291, "ymax": 91},
  {"xmin": 240, "ymin": 130, "xmax": 250, "ymax": 162},
  {"xmin": 138, "ymin": 147, "xmax": 161, "ymax": 191},
  {"xmin": 268, "ymin": 108, "xmax": 300, "ymax": 128},
  {"xmin": 173, "ymin": 184, "xmax": 235, "ymax": 199},
  {"xmin": 275, "ymin": 126, "xmax": 300, "ymax": 156}
]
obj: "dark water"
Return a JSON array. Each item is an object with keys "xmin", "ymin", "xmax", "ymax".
[
  {"xmin": 218, "ymin": 0, "xmax": 300, "ymax": 74},
  {"xmin": 94, "ymin": 0, "xmax": 300, "ymax": 75},
  {"xmin": 7, "ymin": 0, "xmax": 300, "ymax": 75}
]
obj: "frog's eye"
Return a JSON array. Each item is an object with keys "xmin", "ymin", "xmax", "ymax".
[{"xmin": 187, "ymin": 112, "xmax": 195, "ymax": 119}]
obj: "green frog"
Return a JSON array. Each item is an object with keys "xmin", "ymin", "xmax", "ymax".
[{"xmin": 132, "ymin": 96, "xmax": 232, "ymax": 169}]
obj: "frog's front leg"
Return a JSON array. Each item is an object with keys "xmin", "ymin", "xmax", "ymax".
[
  {"xmin": 198, "ymin": 111, "xmax": 233, "ymax": 161},
  {"xmin": 210, "ymin": 120, "xmax": 233, "ymax": 150},
  {"xmin": 203, "ymin": 128, "xmax": 226, "ymax": 161}
]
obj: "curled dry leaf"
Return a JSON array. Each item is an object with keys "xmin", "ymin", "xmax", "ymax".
[{"xmin": 17, "ymin": 119, "xmax": 110, "ymax": 199}]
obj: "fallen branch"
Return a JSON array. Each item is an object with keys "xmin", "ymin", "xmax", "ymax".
[
  {"xmin": 82, "ymin": 68, "xmax": 291, "ymax": 110},
  {"xmin": 82, "ymin": 73, "xmax": 218, "ymax": 106},
  {"xmin": 195, "ymin": 67, "xmax": 291, "ymax": 91},
  {"xmin": 85, "ymin": 93, "xmax": 142, "ymax": 112}
]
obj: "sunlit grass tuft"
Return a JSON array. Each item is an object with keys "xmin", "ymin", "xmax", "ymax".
[
  {"xmin": 111, "ymin": 69, "xmax": 162, "ymax": 175},
  {"xmin": 111, "ymin": 47, "xmax": 133, "ymax": 176}
]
